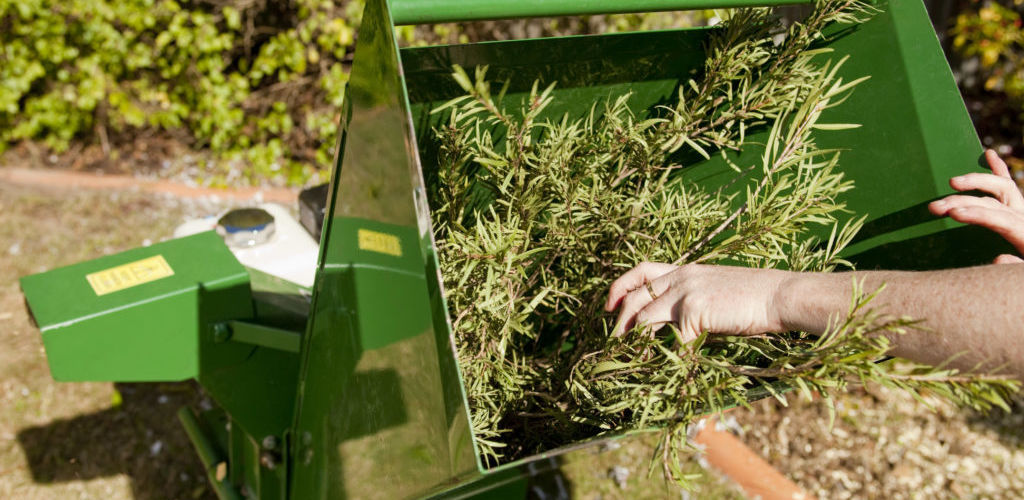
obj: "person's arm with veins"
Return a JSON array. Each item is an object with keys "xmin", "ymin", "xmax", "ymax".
[{"xmin": 606, "ymin": 150, "xmax": 1024, "ymax": 379}]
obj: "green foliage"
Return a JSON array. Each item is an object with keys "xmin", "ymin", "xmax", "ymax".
[
  {"xmin": 950, "ymin": 0, "xmax": 1024, "ymax": 152},
  {"xmin": 0, "ymin": 0, "xmax": 360, "ymax": 185},
  {"xmin": 0, "ymin": 0, "xmax": 708, "ymax": 186},
  {"xmin": 428, "ymin": 1, "xmax": 1020, "ymax": 487},
  {"xmin": 952, "ymin": 1, "xmax": 1024, "ymax": 97}
]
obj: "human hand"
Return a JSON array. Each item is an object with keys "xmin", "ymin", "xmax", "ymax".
[
  {"xmin": 929, "ymin": 149, "xmax": 1024, "ymax": 264},
  {"xmin": 604, "ymin": 262, "xmax": 792, "ymax": 343}
]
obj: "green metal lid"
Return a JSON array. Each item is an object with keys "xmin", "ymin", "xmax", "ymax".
[{"xmin": 20, "ymin": 231, "xmax": 247, "ymax": 330}]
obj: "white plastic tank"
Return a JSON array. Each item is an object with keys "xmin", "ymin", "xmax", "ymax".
[{"xmin": 174, "ymin": 204, "xmax": 318, "ymax": 289}]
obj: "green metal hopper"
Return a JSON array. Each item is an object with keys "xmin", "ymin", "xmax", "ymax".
[{"xmin": 19, "ymin": 0, "xmax": 1007, "ymax": 498}]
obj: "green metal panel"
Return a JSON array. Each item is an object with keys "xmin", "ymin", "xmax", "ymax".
[
  {"xmin": 19, "ymin": 231, "xmax": 251, "ymax": 381},
  {"xmin": 821, "ymin": 0, "xmax": 1016, "ymax": 268},
  {"xmin": 248, "ymin": 266, "xmax": 313, "ymax": 332},
  {"xmin": 180, "ymin": 252, "xmax": 302, "ymax": 500},
  {"xmin": 223, "ymin": 321, "xmax": 303, "ymax": 353},
  {"xmin": 389, "ymin": 0, "xmax": 805, "ymax": 24},
  {"xmin": 290, "ymin": 0, "xmax": 477, "ymax": 498},
  {"xmin": 197, "ymin": 312, "xmax": 300, "ymax": 496},
  {"xmin": 193, "ymin": 251, "xmax": 310, "ymax": 480}
]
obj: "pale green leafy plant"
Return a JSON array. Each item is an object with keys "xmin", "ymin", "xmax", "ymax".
[{"xmin": 426, "ymin": 0, "xmax": 1020, "ymax": 487}]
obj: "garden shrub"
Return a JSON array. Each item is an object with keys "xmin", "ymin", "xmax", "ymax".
[
  {"xmin": 0, "ymin": 0, "xmax": 360, "ymax": 185},
  {"xmin": 950, "ymin": 0, "xmax": 1024, "ymax": 155},
  {"xmin": 0, "ymin": 1, "xmax": 702, "ymax": 186}
]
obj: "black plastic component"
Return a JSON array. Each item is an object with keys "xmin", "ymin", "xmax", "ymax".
[{"xmin": 299, "ymin": 183, "xmax": 330, "ymax": 241}]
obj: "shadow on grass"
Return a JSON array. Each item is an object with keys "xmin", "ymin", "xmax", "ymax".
[
  {"xmin": 17, "ymin": 382, "xmax": 215, "ymax": 500},
  {"xmin": 966, "ymin": 393, "xmax": 1024, "ymax": 450}
]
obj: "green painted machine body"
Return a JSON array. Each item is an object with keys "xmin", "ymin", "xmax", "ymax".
[
  {"xmin": 18, "ymin": 0, "xmax": 1005, "ymax": 498},
  {"xmin": 20, "ymin": 229, "xmax": 303, "ymax": 498},
  {"xmin": 387, "ymin": 0, "xmax": 805, "ymax": 24},
  {"xmin": 19, "ymin": 231, "xmax": 253, "ymax": 382}
]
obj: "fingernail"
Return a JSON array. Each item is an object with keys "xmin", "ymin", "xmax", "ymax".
[
  {"xmin": 951, "ymin": 175, "xmax": 965, "ymax": 182},
  {"xmin": 931, "ymin": 199, "xmax": 946, "ymax": 207}
]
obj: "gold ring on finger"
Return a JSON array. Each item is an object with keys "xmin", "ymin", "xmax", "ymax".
[{"xmin": 644, "ymin": 280, "xmax": 658, "ymax": 300}]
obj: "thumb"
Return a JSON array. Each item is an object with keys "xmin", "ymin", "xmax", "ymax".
[
  {"xmin": 676, "ymin": 317, "xmax": 701, "ymax": 345},
  {"xmin": 994, "ymin": 253, "xmax": 1024, "ymax": 265}
]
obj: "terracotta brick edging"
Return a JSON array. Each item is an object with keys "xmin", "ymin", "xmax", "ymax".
[
  {"xmin": 694, "ymin": 415, "xmax": 813, "ymax": 500},
  {"xmin": 0, "ymin": 167, "xmax": 298, "ymax": 204}
]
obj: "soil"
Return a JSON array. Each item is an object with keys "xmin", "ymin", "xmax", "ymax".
[{"xmin": 1, "ymin": 137, "xmax": 207, "ymax": 179}]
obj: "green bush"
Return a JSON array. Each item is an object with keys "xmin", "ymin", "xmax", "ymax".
[
  {"xmin": 950, "ymin": 0, "xmax": 1024, "ymax": 154},
  {"xmin": 0, "ymin": 1, "xmax": 704, "ymax": 186},
  {"xmin": 0, "ymin": 0, "xmax": 360, "ymax": 185},
  {"xmin": 952, "ymin": 1, "xmax": 1024, "ymax": 94}
]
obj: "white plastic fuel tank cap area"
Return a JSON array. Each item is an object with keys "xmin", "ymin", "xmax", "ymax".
[
  {"xmin": 217, "ymin": 208, "xmax": 276, "ymax": 247},
  {"xmin": 173, "ymin": 204, "xmax": 319, "ymax": 289}
]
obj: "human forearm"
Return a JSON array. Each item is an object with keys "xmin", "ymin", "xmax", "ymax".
[
  {"xmin": 777, "ymin": 265, "xmax": 1024, "ymax": 377},
  {"xmin": 609, "ymin": 151, "xmax": 1024, "ymax": 379}
]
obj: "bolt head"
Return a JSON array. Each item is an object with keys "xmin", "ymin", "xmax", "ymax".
[
  {"xmin": 212, "ymin": 323, "xmax": 231, "ymax": 342},
  {"xmin": 260, "ymin": 452, "xmax": 278, "ymax": 470}
]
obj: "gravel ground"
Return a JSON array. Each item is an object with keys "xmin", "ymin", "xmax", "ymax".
[{"xmin": 736, "ymin": 385, "xmax": 1024, "ymax": 499}]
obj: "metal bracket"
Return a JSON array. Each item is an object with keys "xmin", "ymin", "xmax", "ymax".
[{"xmin": 213, "ymin": 321, "xmax": 302, "ymax": 353}]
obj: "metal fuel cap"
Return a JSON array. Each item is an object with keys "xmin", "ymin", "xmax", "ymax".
[{"xmin": 217, "ymin": 208, "xmax": 276, "ymax": 247}]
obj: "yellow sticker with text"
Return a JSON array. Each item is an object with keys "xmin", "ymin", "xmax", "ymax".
[
  {"xmin": 358, "ymin": 229, "xmax": 402, "ymax": 257},
  {"xmin": 86, "ymin": 255, "xmax": 175, "ymax": 296}
]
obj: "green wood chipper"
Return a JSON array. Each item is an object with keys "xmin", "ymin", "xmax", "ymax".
[{"xmin": 19, "ymin": 0, "xmax": 1009, "ymax": 498}]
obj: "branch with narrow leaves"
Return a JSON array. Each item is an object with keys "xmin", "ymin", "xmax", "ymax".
[{"xmin": 425, "ymin": 0, "xmax": 1018, "ymax": 490}]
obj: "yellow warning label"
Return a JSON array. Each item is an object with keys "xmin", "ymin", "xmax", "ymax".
[
  {"xmin": 358, "ymin": 229, "xmax": 402, "ymax": 257},
  {"xmin": 86, "ymin": 255, "xmax": 175, "ymax": 296}
]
